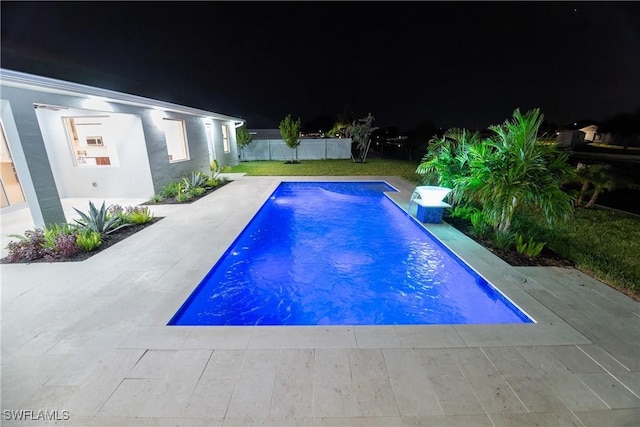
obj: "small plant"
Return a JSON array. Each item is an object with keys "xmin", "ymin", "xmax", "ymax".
[
  {"xmin": 190, "ymin": 187, "xmax": 206, "ymax": 197},
  {"xmin": 515, "ymin": 234, "xmax": 546, "ymax": 257},
  {"xmin": 76, "ymin": 229, "xmax": 102, "ymax": 252},
  {"xmin": 73, "ymin": 201, "xmax": 129, "ymax": 236},
  {"xmin": 493, "ymin": 229, "xmax": 516, "ymax": 251},
  {"xmin": 210, "ymin": 159, "xmax": 221, "ymax": 179},
  {"xmin": 149, "ymin": 194, "xmax": 165, "ymax": 203},
  {"xmin": 182, "ymin": 172, "xmax": 208, "ymax": 191},
  {"xmin": 206, "ymin": 177, "xmax": 219, "ymax": 188},
  {"xmin": 50, "ymin": 234, "xmax": 80, "ymax": 259},
  {"xmin": 449, "ymin": 205, "xmax": 479, "ymax": 221},
  {"xmin": 470, "ymin": 210, "xmax": 492, "ymax": 239},
  {"xmin": 175, "ymin": 191, "xmax": 194, "ymax": 203},
  {"xmin": 127, "ymin": 206, "xmax": 154, "ymax": 224},
  {"xmin": 160, "ymin": 181, "xmax": 183, "ymax": 198},
  {"xmin": 42, "ymin": 223, "xmax": 76, "ymax": 251},
  {"xmin": 5, "ymin": 229, "xmax": 47, "ymax": 262}
]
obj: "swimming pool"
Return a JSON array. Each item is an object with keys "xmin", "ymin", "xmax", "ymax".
[{"xmin": 169, "ymin": 181, "xmax": 533, "ymax": 326}]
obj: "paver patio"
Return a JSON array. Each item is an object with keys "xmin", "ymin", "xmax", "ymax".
[{"xmin": 1, "ymin": 175, "xmax": 638, "ymax": 426}]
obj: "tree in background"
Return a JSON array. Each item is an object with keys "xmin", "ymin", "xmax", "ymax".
[
  {"xmin": 575, "ymin": 163, "xmax": 633, "ymax": 208},
  {"xmin": 279, "ymin": 114, "xmax": 302, "ymax": 164},
  {"xmin": 236, "ymin": 124, "xmax": 253, "ymax": 161},
  {"xmin": 328, "ymin": 106, "xmax": 356, "ymax": 138},
  {"xmin": 348, "ymin": 113, "xmax": 378, "ymax": 163}
]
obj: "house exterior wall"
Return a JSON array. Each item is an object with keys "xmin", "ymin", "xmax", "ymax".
[
  {"xmin": 0, "ymin": 72, "xmax": 242, "ymax": 227},
  {"xmin": 34, "ymin": 107, "xmax": 155, "ymax": 198}
]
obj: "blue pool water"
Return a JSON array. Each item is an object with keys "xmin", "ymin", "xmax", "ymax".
[{"xmin": 169, "ymin": 181, "xmax": 533, "ymax": 326}]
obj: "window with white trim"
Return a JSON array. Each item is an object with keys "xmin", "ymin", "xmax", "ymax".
[
  {"xmin": 222, "ymin": 124, "xmax": 230, "ymax": 153},
  {"xmin": 163, "ymin": 118, "xmax": 189, "ymax": 162}
]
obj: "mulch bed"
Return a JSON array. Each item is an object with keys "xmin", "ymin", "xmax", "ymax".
[
  {"xmin": 443, "ymin": 217, "xmax": 575, "ymax": 268},
  {"xmin": 141, "ymin": 181, "xmax": 230, "ymax": 205},
  {"xmin": 1, "ymin": 218, "xmax": 163, "ymax": 264}
]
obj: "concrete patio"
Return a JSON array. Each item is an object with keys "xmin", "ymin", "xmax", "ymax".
[{"xmin": 1, "ymin": 175, "xmax": 638, "ymax": 426}]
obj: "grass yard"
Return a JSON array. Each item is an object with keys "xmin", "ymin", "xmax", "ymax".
[
  {"xmin": 548, "ymin": 207, "xmax": 640, "ymax": 297},
  {"xmin": 229, "ymin": 158, "xmax": 422, "ymax": 183},
  {"xmin": 229, "ymin": 159, "xmax": 640, "ymax": 299}
]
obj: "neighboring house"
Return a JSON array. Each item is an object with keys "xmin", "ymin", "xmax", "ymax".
[
  {"xmin": 556, "ymin": 120, "xmax": 610, "ymax": 147},
  {"xmin": 0, "ymin": 68, "xmax": 244, "ymax": 227}
]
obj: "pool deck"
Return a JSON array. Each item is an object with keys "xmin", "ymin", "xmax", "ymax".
[{"xmin": 1, "ymin": 175, "xmax": 638, "ymax": 426}]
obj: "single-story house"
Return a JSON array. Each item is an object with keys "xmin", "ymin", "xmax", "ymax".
[{"xmin": 0, "ymin": 68, "xmax": 244, "ymax": 227}]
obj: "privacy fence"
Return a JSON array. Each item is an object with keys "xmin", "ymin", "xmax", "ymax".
[{"xmin": 239, "ymin": 138, "xmax": 352, "ymax": 161}]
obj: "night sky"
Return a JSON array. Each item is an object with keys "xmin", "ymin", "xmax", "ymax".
[{"xmin": 2, "ymin": 1, "xmax": 639, "ymax": 132}]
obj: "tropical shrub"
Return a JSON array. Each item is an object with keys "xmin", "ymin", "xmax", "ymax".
[
  {"xmin": 150, "ymin": 194, "xmax": 165, "ymax": 203},
  {"xmin": 5, "ymin": 229, "xmax": 47, "ymax": 262},
  {"xmin": 160, "ymin": 181, "xmax": 183, "ymax": 198},
  {"xmin": 206, "ymin": 177, "xmax": 219, "ymax": 188},
  {"xmin": 73, "ymin": 201, "xmax": 129, "ymax": 236},
  {"xmin": 127, "ymin": 206, "xmax": 154, "ymax": 224},
  {"xmin": 574, "ymin": 163, "xmax": 633, "ymax": 208},
  {"xmin": 50, "ymin": 234, "xmax": 80, "ymax": 259},
  {"xmin": 175, "ymin": 191, "xmax": 194, "ymax": 203},
  {"xmin": 76, "ymin": 229, "xmax": 102, "ymax": 251},
  {"xmin": 42, "ymin": 223, "xmax": 76, "ymax": 251},
  {"xmin": 416, "ymin": 129, "xmax": 481, "ymax": 206},
  {"xmin": 515, "ymin": 234, "xmax": 546, "ymax": 257},
  {"xmin": 465, "ymin": 108, "xmax": 574, "ymax": 233},
  {"xmin": 279, "ymin": 114, "xmax": 302, "ymax": 163},
  {"xmin": 494, "ymin": 229, "xmax": 516, "ymax": 251},
  {"xmin": 470, "ymin": 209, "xmax": 492, "ymax": 239},
  {"xmin": 210, "ymin": 159, "xmax": 221, "ymax": 178}
]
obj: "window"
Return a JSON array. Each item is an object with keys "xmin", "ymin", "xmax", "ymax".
[
  {"xmin": 64, "ymin": 117, "xmax": 117, "ymax": 167},
  {"xmin": 222, "ymin": 124, "xmax": 230, "ymax": 153},
  {"xmin": 163, "ymin": 118, "xmax": 189, "ymax": 162}
]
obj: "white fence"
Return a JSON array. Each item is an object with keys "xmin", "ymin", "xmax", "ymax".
[{"xmin": 239, "ymin": 138, "xmax": 352, "ymax": 161}]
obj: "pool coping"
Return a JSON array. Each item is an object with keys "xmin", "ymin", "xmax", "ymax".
[{"xmin": 152, "ymin": 175, "xmax": 591, "ymax": 350}]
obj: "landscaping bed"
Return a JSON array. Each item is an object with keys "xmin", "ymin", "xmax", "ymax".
[{"xmin": 1, "ymin": 217, "xmax": 163, "ymax": 264}]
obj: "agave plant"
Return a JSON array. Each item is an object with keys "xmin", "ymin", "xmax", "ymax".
[
  {"xmin": 73, "ymin": 201, "xmax": 129, "ymax": 236},
  {"xmin": 182, "ymin": 172, "xmax": 208, "ymax": 191}
]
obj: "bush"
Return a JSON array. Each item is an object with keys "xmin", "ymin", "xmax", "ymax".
[
  {"xmin": 5, "ymin": 229, "xmax": 47, "ymax": 262},
  {"xmin": 128, "ymin": 206, "xmax": 154, "ymax": 224},
  {"xmin": 515, "ymin": 234, "xmax": 546, "ymax": 257},
  {"xmin": 175, "ymin": 191, "xmax": 194, "ymax": 203},
  {"xmin": 76, "ymin": 230, "xmax": 102, "ymax": 252},
  {"xmin": 50, "ymin": 234, "xmax": 80, "ymax": 259},
  {"xmin": 160, "ymin": 182, "xmax": 183, "ymax": 198}
]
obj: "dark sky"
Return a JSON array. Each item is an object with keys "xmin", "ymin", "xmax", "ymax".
[{"xmin": 2, "ymin": 1, "xmax": 640, "ymax": 131}]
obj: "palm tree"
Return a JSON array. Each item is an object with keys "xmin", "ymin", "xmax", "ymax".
[
  {"xmin": 467, "ymin": 108, "xmax": 574, "ymax": 233},
  {"xmin": 416, "ymin": 128, "xmax": 481, "ymax": 206},
  {"xmin": 575, "ymin": 163, "xmax": 633, "ymax": 208}
]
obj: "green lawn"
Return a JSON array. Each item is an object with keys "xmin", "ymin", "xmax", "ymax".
[
  {"xmin": 228, "ymin": 158, "xmax": 422, "ymax": 183},
  {"xmin": 547, "ymin": 207, "xmax": 640, "ymax": 297},
  {"xmin": 228, "ymin": 159, "xmax": 640, "ymax": 298}
]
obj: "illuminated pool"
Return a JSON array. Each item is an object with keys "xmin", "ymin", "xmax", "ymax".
[{"xmin": 169, "ymin": 181, "xmax": 533, "ymax": 326}]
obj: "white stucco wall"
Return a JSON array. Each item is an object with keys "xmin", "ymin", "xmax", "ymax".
[{"xmin": 35, "ymin": 107, "xmax": 155, "ymax": 198}]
